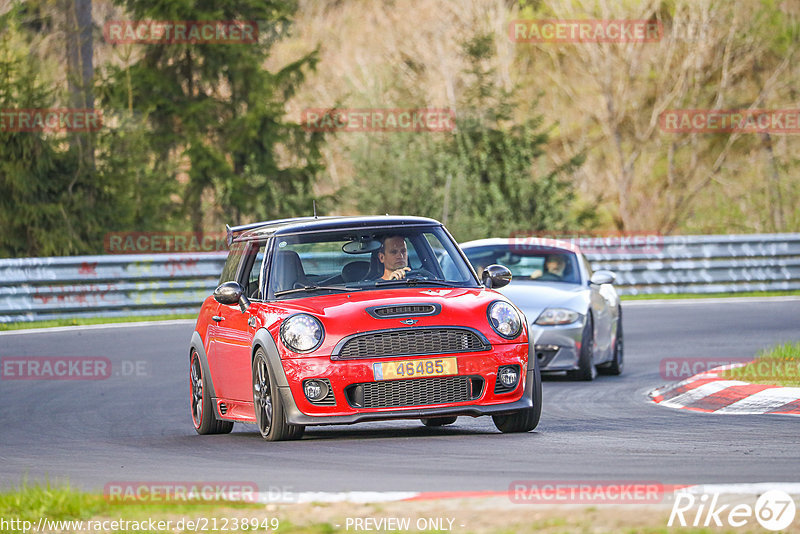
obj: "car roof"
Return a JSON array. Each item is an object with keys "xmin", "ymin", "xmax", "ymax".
[
  {"xmin": 460, "ymin": 237, "xmax": 582, "ymax": 254},
  {"xmin": 229, "ymin": 215, "xmax": 442, "ymax": 244}
]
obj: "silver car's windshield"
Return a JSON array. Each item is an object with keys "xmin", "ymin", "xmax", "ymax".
[
  {"xmin": 464, "ymin": 245, "xmax": 582, "ymax": 284},
  {"xmin": 268, "ymin": 226, "xmax": 479, "ymax": 299}
]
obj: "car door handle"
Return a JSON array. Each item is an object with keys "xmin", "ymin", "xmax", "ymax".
[{"xmin": 212, "ymin": 315, "xmax": 224, "ymax": 322}]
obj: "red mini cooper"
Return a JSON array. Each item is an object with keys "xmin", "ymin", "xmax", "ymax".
[{"xmin": 189, "ymin": 216, "xmax": 542, "ymax": 440}]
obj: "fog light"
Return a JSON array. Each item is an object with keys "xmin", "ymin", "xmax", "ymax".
[
  {"xmin": 498, "ymin": 366, "xmax": 519, "ymax": 388},
  {"xmin": 303, "ymin": 379, "xmax": 328, "ymax": 402}
]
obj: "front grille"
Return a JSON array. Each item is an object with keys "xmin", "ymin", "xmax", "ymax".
[
  {"xmin": 346, "ymin": 376, "xmax": 483, "ymax": 408},
  {"xmin": 334, "ymin": 328, "xmax": 488, "ymax": 359}
]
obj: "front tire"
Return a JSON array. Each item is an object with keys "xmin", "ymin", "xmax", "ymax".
[
  {"xmin": 190, "ymin": 350, "xmax": 233, "ymax": 435},
  {"xmin": 566, "ymin": 314, "xmax": 596, "ymax": 381},
  {"xmin": 598, "ymin": 307, "xmax": 624, "ymax": 376},
  {"xmin": 493, "ymin": 357, "xmax": 542, "ymax": 433},
  {"xmin": 421, "ymin": 416, "xmax": 457, "ymax": 427},
  {"xmin": 253, "ymin": 348, "xmax": 303, "ymax": 441}
]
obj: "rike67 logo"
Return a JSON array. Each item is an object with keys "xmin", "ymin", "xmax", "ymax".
[{"xmin": 669, "ymin": 490, "xmax": 796, "ymax": 531}]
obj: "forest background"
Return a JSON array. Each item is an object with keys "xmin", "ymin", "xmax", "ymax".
[{"xmin": 1, "ymin": 0, "xmax": 798, "ymax": 257}]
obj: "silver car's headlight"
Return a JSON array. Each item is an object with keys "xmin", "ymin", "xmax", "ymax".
[
  {"xmin": 487, "ymin": 301, "xmax": 522, "ymax": 339},
  {"xmin": 280, "ymin": 314, "xmax": 324, "ymax": 353},
  {"xmin": 534, "ymin": 308, "xmax": 580, "ymax": 326}
]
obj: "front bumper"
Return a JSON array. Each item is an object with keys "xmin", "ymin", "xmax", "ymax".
[
  {"xmin": 529, "ymin": 322, "xmax": 584, "ymax": 371},
  {"xmin": 277, "ymin": 345, "xmax": 531, "ymax": 426},
  {"xmin": 279, "ymin": 367, "xmax": 536, "ymax": 426}
]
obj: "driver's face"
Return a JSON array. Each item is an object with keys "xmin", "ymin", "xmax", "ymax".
[
  {"xmin": 379, "ymin": 236, "xmax": 408, "ymax": 270},
  {"xmin": 546, "ymin": 255, "xmax": 565, "ymax": 275}
]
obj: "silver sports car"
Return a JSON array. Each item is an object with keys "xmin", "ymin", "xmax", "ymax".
[{"xmin": 460, "ymin": 238, "xmax": 623, "ymax": 380}]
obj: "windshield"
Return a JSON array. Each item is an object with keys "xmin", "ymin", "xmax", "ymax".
[
  {"xmin": 463, "ymin": 245, "xmax": 582, "ymax": 284},
  {"xmin": 268, "ymin": 226, "xmax": 479, "ymax": 299}
]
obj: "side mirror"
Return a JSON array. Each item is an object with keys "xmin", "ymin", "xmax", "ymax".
[
  {"xmin": 482, "ymin": 264, "xmax": 512, "ymax": 289},
  {"xmin": 213, "ymin": 281, "xmax": 244, "ymax": 305},
  {"xmin": 590, "ymin": 270, "xmax": 616, "ymax": 285}
]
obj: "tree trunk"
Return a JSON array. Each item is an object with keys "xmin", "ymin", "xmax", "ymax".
[{"xmin": 64, "ymin": 0, "xmax": 94, "ymax": 170}]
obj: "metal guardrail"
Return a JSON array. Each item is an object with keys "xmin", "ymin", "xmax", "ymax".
[
  {"xmin": 0, "ymin": 254, "xmax": 227, "ymax": 323},
  {"xmin": 1, "ymin": 233, "xmax": 799, "ymax": 322},
  {"xmin": 586, "ymin": 234, "xmax": 800, "ymax": 295}
]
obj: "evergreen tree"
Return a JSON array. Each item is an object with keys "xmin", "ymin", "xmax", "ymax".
[
  {"xmin": 100, "ymin": 0, "xmax": 325, "ymax": 231},
  {"xmin": 0, "ymin": 9, "xmax": 82, "ymax": 257}
]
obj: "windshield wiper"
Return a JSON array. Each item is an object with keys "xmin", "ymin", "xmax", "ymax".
[
  {"xmin": 374, "ymin": 278, "xmax": 458, "ymax": 287},
  {"xmin": 274, "ymin": 285, "xmax": 361, "ymax": 297}
]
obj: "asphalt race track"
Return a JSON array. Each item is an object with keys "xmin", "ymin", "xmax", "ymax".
[{"xmin": 1, "ymin": 298, "xmax": 799, "ymax": 493}]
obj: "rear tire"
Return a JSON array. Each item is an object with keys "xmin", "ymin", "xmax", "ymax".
[
  {"xmin": 598, "ymin": 307, "xmax": 623, "ymax": 376},
  {"xmin": 493, "ymin": 357, "xmax": 542, "ymax": 433},
  {"xmin": 421, "ymin": 416, "xmax": 457, "ymax": 427},
  {"xmin": 566, "ymin": 314, "xmax": 596, "ymax": 381},
  {"xmin": 190, "ymin": 350, "xmax": 233, "ymax": 435},
  {"xmin": 253, "ymin": 348, "xmax": 302, "ymax": 441}
]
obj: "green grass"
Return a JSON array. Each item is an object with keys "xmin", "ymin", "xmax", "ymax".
[
  {"xmin": 720, "ymin": 341, "xmax": 800, "ymax": 387},
  {"xmin": 0, "ymin": 481, "xmax": 106, "ymax": 522},
  {"xmin": 621, "ymin": 290, "xmax": 800, "ymax": 300},
  {"xmin": 0, "ymin": 481, "xmax": 269, "ymax": 534},
  {"xmin": 0, "ymin": 314, "xmax": 196, "ymax": 331},
  {"xmin": 0, "ymin": 482, "xmax": 778, "ymax": 533}
]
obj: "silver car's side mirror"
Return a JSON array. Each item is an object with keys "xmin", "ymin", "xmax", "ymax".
[
  {"xmin": 482, "ymin": 264, "xmax": 512, "ymax": 289},
  {"xmin": 590, "ymin": 270, "xmax": 616, "ymax": 285}
]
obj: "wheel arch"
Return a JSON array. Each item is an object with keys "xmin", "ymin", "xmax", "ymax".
[
  {"xmin": 189, "ymin": 331, "xmax": 218, "ymax": 400},
  {"xmin": 251, "ymin": 328, "xmax": 290, "ymax": 388}
]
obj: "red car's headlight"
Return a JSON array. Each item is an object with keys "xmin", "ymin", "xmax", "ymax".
[
  {"xmin": 279, "ymin": 314, "xmax": 324, "ymax": 353},
  {"xmin": 488, "ymin": 301, "xmax": 522, "ymax": 339}
]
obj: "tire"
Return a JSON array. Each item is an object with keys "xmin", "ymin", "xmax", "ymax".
[
  {"xmin": 598, "ymin": 307, "xmax": 624, "ymax": 376},
  {"xmin": 287, "ymin": 424, "xmax": 306, "ymax": 440},
  {"xmin": 190, "ymin": 350, "xmax": 233, "ymax": 435},
  {"xmin": 566, "ymin": 313, "xmax": 596, "ymax": 381},
  {"xmin": 493, "ymin": 356, "xmax": 542, "ymax": 433},
  {"xmin": 421, "ymin": 416, "xmax": 457, "ymax": 427},
  {"xmin": 252, "ymin": 348, "xmax": 303, "ymax": 441}
]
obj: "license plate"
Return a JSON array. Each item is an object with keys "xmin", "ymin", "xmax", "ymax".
[{"xmin": 373, "ymin": 357, "xmax": 457, "ymax": 381}]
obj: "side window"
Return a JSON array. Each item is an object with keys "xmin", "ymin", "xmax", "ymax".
[
  {"xmin": 582, "ymin": 255, "xmax": 593, "ymax": 283},
  {"xmin": 241, "ymin": 242, "xmax": 267, "ymax": 300},
  {"xmin": 219, "ymin": 242, "xmax": 246, "ymax": 284}
]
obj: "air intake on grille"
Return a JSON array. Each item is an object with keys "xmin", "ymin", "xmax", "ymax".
[
  {"xmin": 366, "ymin": 303, "xmax": 440, "ymax": 319},
  {"xmin": 218, "ymin": 403, "xmax": 228, "ymax": 415},
  {"xmin": 346, "ymin": 376, "xmax": 484, "ymax": 408},
  {"xmin": 332, "ymin": 327, "xmax": 489, "ymax": 360}
]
